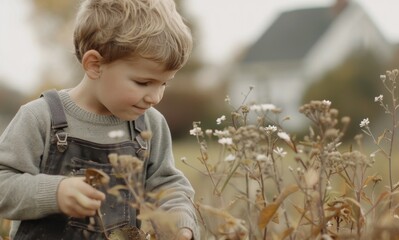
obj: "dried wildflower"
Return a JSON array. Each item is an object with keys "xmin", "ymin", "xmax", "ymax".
[
  {"xmin": 225, "ymin": 154, "xmax": 236, "ymax": 162},
  {"xmin": 277, "ymin": 131, "xmax": 290, "ymax": 142},
  {"xmin": 256, "ymin": 154, "xmax": 268, "ymax": 161},
  {"xmin": 250, "ymin": 103, "xmax": 277, "ymax": 112},
  {"xmin": 261, "ymin": 104, "xmax": 277, "ymax": 111},
  {"xmin": 322, "ymin": 100, "xmax": 331, "ymax": 107},
  {"xmin": 324, "ymin": 129, "xmax": 339, "ymax": 140},
  {"xmin": 216, "ymin": 115, "xmax": 226, "ymax": 125},
  {"xmin": 372, "ymin": 175, "xmax": 382, "ymax": 184},
  {"xmin": 189, "ymin": 126, "xmax": 203, "ymax": 136},
  {"xmin": 380, "ymin": 74, "xmax": 386, "ymax": 82},
  {"xmin": 250, "ymin": 104, "xmax": 262, "ymax": 112},
  {"xmin": 359, "ymin": 118, "xmax": 370, "ymax": 128},
  {"xmin": 109, "ymin": 153, "xmax": 119, "ymax": 167},
  {"xmin": 273, "ymin": 147, "xmax": 287, "ymax": 158},
  {"xmin": 213, "ymin": 129, "xmax": 230, "ymax": 138},
  {"xmin": 205, "ymin": 129, "xmax": 213, "ymax": 136},
  {"xmin": 241, "ymin": 105, "xmax": 250, "ymax": 114},
  {"xmin": 218, "ymin": 137, "xmax": 233, "ymax": 145},
  {"xmin": 374, "ymin": 94, "xmax": 383, "ymax": 102},
  {"xmin": 264, "ymin": 125, "xmax": 277, "ymax": 133},
  {"xmin": 341, "ymin": 116, "xmax": 351, "ymax": 125}
]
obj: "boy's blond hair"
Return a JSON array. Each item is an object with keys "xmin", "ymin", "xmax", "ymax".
[{"xmin": 74, "ymin": 0, "xmax": 192, "ymax": 70}]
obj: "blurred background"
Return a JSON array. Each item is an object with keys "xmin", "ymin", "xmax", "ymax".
[
  {"xmin": 2, "ymin": 0, "xmax": 399, "ymax": 237},
  {"xmin": 1, "ymin": 0, "xmax": 399, "ymax": 138}
]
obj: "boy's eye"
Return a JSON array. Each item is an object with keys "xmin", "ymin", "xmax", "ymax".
[{"xmin": 135, "ymin": 81, "xmax": 149, "ymax": 86}]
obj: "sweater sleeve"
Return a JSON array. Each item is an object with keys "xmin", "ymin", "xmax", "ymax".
[
  {"xmin": 144, "ymin": 108, "xmax": 200, "ymax": 240},
  {"xmin": 0, "ymin": 101, "xmax": 65, "ymax": 220}
]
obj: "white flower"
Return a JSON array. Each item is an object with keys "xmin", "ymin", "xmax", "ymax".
[
  {"xmin": 205, "ymin": 129, "xmax": 213, "ymax": 136},
  {"xmin": 216, "ymin": 115, "xmax": 226, "ymax": 125},
  {"xmin": 380, "ymin": 75, "xmax": 386, "ymax": 82},
  {"xmin": 218, "ymin": 137, "xmax": 233, "ymax": 145},
  {"xmin": 322, "ymin": 100, "xmax": 331, "ymax": 107},
  {"xmin": 213, "ymin": 130, "xmax": 229, "ymax": 137},
  {"xmin": 225, "ymin": 154, "xmax": 236, "ymax": 161},
  {"xmin": 250, "ymin": 105, "xmax": 262, "ymax": 112},
  {"xmin": 264, "ymin": 125, "xmax": 277, "ymax": 133},
  {"xmin": 261, "ymin": 104, "xmax": 276, "ymax": 111},
  {"xmin": 189, "ymin": 127, "xmax": 203, "ymax": 136},
  {"xmin": 256, "ymin": 154, "xmax": 268, "ymax": 161},
  {"xmin": 374, "ymin": 94, "xmax": 383, "ymax": 102},
  {"xmin": 277, "ymin": 131, "xmax": 290, "ymax": 142},
  {"xmin": 108, "ymin": 130, "xmax": 125, "ymax": 139},
  {"xmin": 250, "ymin": 103, "xmax": 277, "ymax": 112},
  {"xmin": 359, "ymin": 118, "xmax": 370, "ymax": 128},
  {"xmin": 273, "ymin": 147, "xmax": 287, "ymax": 157}
]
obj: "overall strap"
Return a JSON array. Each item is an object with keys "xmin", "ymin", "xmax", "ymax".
[
  {"xmin": 40, "ymin": 89, "xmax": 68, "ymax": 130},
  {"xmin": 41, "ymin": 89, "xmax": 69, "ymax": 152},
  {"xmin": 129, "ymin": 115, "xmax": 148, "ymax": 157}
]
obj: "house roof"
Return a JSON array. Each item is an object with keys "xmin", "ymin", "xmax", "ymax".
[{"xmin": 242, "ymin": 7, "xmax": 337, "ymax": 63}]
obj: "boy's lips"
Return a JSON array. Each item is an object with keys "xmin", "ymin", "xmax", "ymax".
[{"xmin": 133, "ymin": 105, "xmax": 149, "ymax": 114}]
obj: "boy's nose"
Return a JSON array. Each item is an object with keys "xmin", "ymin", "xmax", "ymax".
[{"xmin": 144, "ymin": 89, "xmax": 163, "ymax": 105}]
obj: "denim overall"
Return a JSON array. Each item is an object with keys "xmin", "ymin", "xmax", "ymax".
[{"xmin": 14, "ymin": 90, "xmax": 147, "ymax": 240}]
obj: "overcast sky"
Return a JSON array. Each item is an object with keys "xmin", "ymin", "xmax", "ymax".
[
  {"xmin": 184, "ymin": 0, "xmax": 399, "ymax": 63},
  {"xmin": 1, "ymin": 0, "xmax": 399, "ymax": 94}
]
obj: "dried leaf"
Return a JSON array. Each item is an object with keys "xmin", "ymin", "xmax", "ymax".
[
  {"xmin": 107, "ymin": 185, "xmax": 128, "ymax": 198},
  {"xmin": 257, "ymin": 204, "xmax": 278, "ymax": 228},
  {"xmin": 258, "ymin": 185, "xmax": 298, "ymax": 229},
  {"xmin": 279, "ymin": 227, "xmax": 294, "ymax": 240},
  {"xmin": 272, "ymin": 214, "xmax": 280, "ymax": 224},
  {"xmin": 85, "ymin": 168, "xmax": 110, "ymax": 187}
]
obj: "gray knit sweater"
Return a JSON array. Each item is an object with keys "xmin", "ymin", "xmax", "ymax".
[{"xmin": 0, "ymin": 90, "xmax": 199, "ymax": 239}]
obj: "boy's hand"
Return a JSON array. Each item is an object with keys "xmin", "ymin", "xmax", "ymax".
[
  {"xmin": 176, "ymin": 228, "xmax": 193, "ymax": 240},
  {"xmin": 57, "ymin": 177, "xmax": 106, "ymax": 218}
]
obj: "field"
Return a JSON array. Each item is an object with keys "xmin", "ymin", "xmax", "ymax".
[
  {"xmin": 2, "ymin": 71, "xmax": 399, "ymax": 239},
  {"xmin": 2, "ymin": 134, "xmax": 399, "ymax": 239}
]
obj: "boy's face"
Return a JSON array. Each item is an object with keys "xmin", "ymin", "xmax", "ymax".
[{"xmin": 93, "ymin": 57, "xmax": 177, "ymax": 120}]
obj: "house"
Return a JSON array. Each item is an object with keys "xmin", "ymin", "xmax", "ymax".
[{"xmin": 228, "ymin": 0, "xmax": 394, "ymax": 130}]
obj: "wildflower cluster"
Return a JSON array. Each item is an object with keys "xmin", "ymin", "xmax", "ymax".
[
  {"xmin": 186, "ymin": 70, "xmax": 399, "ymax": 240},
  {"xmin": 187, "ymin": 97, "xmax": 298, "ymax": 239}
]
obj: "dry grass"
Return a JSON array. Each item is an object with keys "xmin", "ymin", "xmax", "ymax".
[{"xmin": 2, "ymin": 70, "xmax": 399, "ymax": 240}]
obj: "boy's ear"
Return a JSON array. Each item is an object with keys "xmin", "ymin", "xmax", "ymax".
[{"xmin": 82, "ymin": 50, "xmax": 103, "ymax": 79}]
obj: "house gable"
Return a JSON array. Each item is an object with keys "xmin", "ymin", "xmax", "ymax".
[{"xmin": 242, "ymin": 7, "xmax": 337, "ymax": 63}]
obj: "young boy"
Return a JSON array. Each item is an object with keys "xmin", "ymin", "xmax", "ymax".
[{"xmin": 0, "ymin": 0, "xmax": 199, "ymax": 239}]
